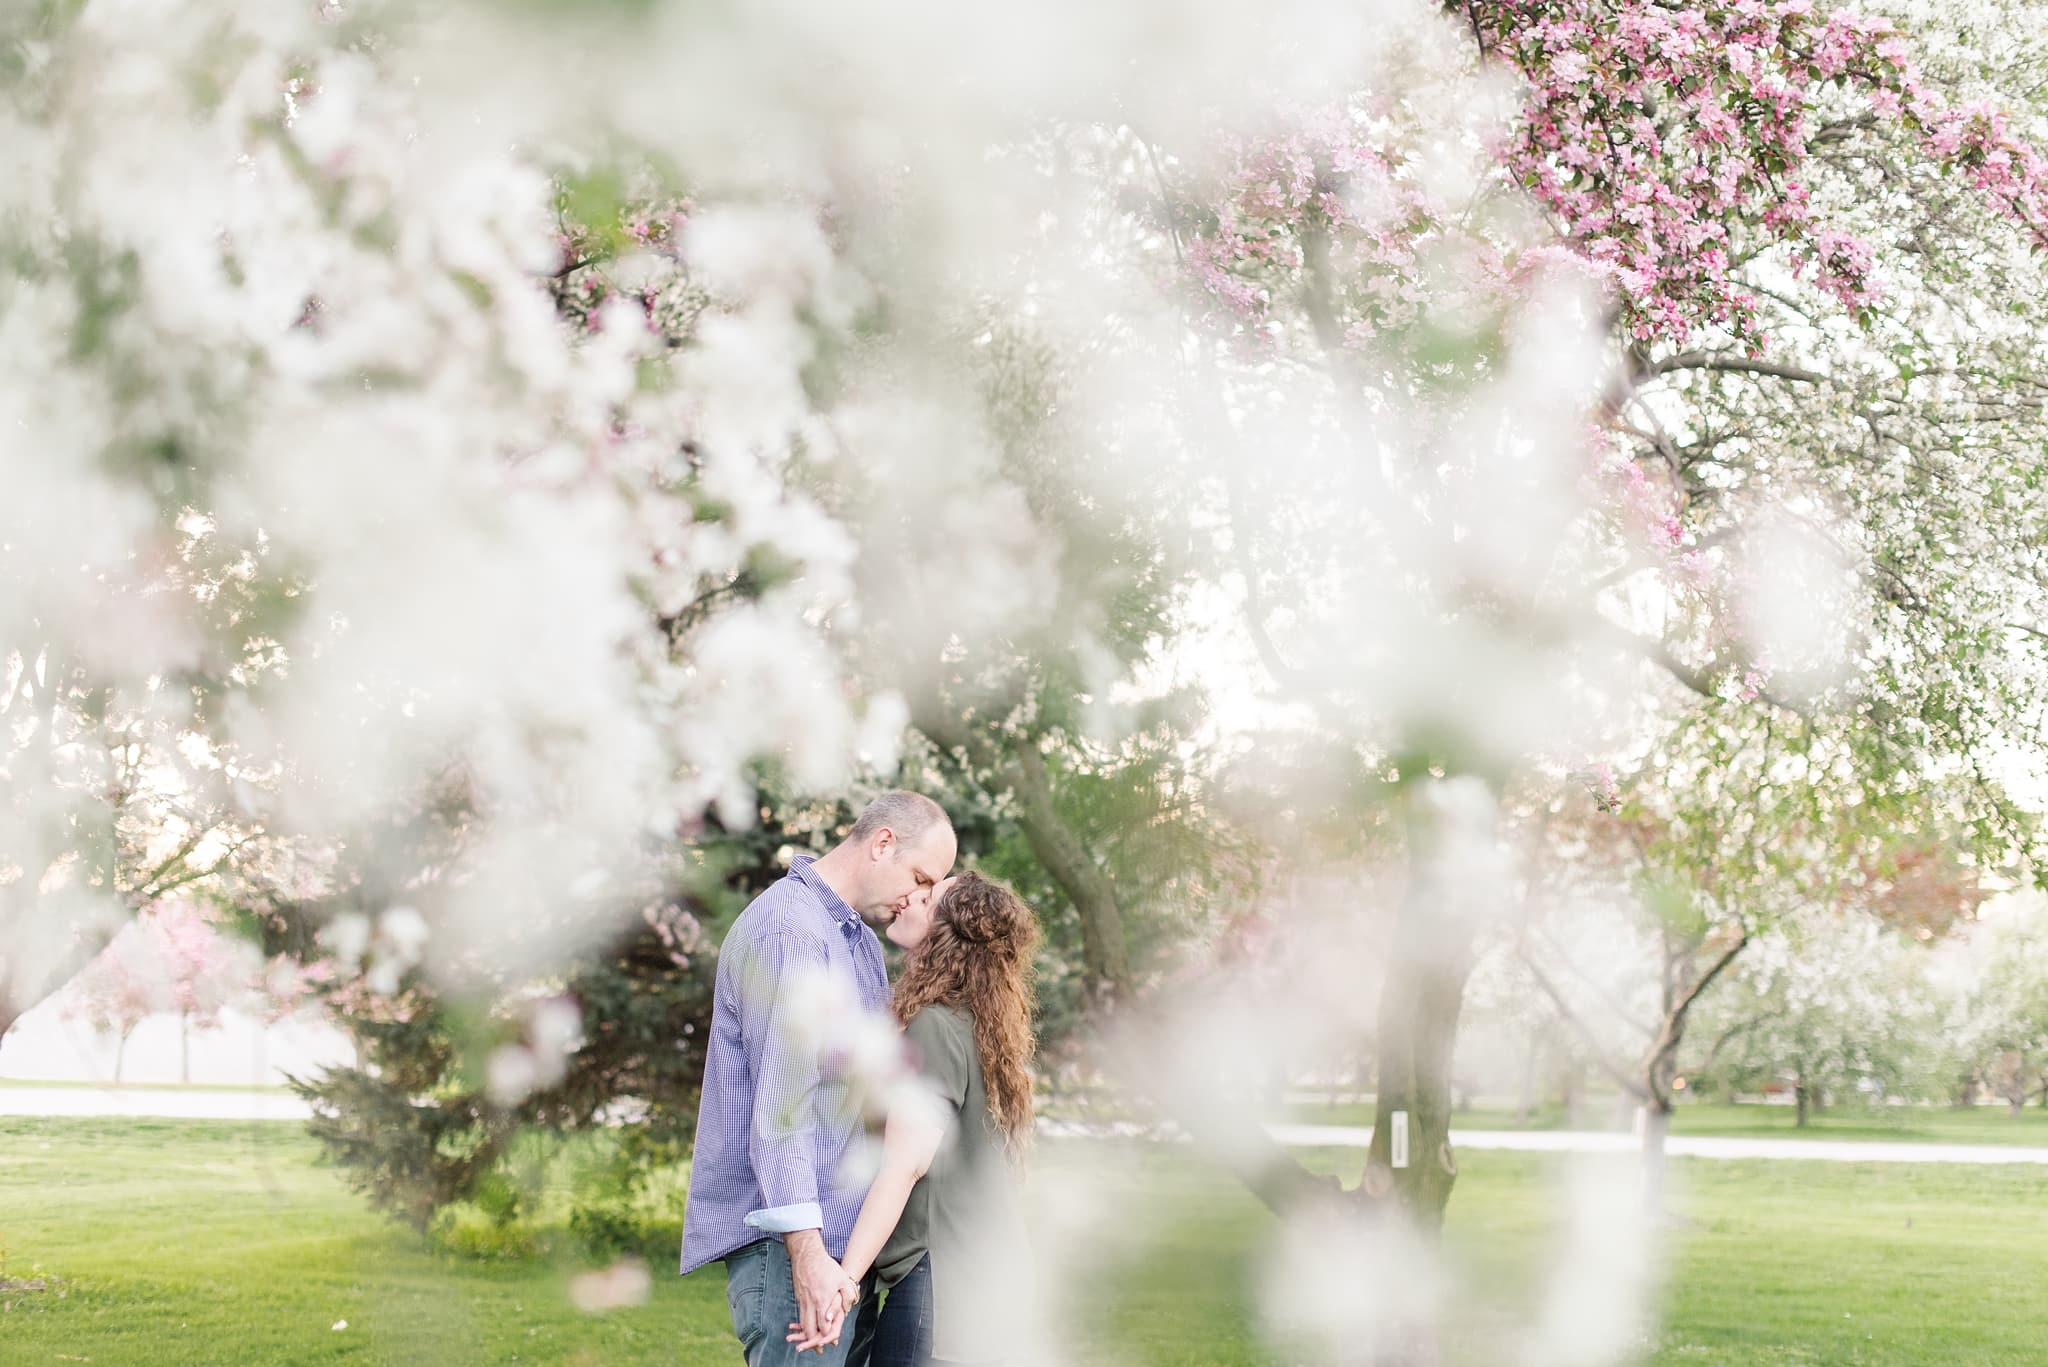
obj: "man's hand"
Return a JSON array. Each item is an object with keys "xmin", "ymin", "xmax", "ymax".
[
  {"xmin": 785, "ymin": 1275, "xmax": 861, "ymax": 1354},
  {"xmin": 786, "ymin": 1230, "xmax": 849, "ymax": 1351}
]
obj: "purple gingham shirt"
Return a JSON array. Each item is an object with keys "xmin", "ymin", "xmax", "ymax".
[{"xmin": 680, "ymin": 855, "xmax": 892, "ymax": 1275}]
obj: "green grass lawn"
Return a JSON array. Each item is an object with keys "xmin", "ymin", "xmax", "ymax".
[
  {"xmin": 5, "ymin": 1117, "xmax": 2047, "ymax": 1364},
  {"xmin": 1278, "ymin": 1097, "xmax": 2048, "ymax": 1145}
]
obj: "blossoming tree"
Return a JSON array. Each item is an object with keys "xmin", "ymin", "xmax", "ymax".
[
  {"xmin": 1094, "ymin": 0, "xmax": 2048, "ymax": 1251},
  {"xmin": 64, "ymin": 899, "xmax": 251, "ymax": 1083},
  {"xmin": 7, "ymin": 0, "xmax": 2048, "ymax": 1356}
]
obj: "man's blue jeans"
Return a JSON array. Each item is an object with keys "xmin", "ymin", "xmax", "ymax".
[{"xmin": 724, "ymin": 1237, "xmax": 880, "ymax": 1367}]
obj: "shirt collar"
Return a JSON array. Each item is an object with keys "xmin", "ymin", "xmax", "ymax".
[{"xmin": 789, "ymin": 854, "xmax": 861, "ymax": 931}]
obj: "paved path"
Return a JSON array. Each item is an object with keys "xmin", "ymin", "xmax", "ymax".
[
  {"xmin": 0, "ymin": 1085, "xmax": 312, "ymax": 1121},
  {"xmin": 1041, "ymin": 1117, "xmax": 2048, "ymax": 1165},
  {"xmin": 1269, "ymin": 1123, "xmax": 2048, "ymax": 1165},
  {"xmin": 9, "ymin": 1090, "xmax": 2048, "ymax": 1165}
]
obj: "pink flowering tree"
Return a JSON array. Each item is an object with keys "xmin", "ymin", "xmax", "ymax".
[
  {"xmin": 9, "ymin": 1, "xmax": 2048, "ymax": 1353},
  {"xmin": 64, "ymin": 899, "xmax": 251, "ymax": 1083},
  {"xmin": 1463, "ymin": 0, "xmax": 2048, "ymax": 340},
  {"xmin": 1094, "ymin": 0, "xmax": 2048, "ymax": 1241}
]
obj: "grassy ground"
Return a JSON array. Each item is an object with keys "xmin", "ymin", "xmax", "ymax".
[
  {"xmin": 1278, "ymin": 1097, "xmax": 2048, "ymax": 1145},
  {"xmin": 4, "ymin": 1117, "xmax": 2046, "ymax": 1364},
  {"xmin": 0, "ymin": 1118, "xmax": 731, "ymax": 1366}
]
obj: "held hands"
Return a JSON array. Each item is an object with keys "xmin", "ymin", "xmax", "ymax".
[
  {"xmin": 785, "ymin": 1273, "xmax": 862, "ymax": 1354},
  {"xmin": 786, "ymin": 1231, "xmax": 856, "ymax": 1354}
]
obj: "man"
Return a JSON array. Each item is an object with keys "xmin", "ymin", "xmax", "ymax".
[{"xmin": 682, "ymin": 791, "xmax": 958, "ymax": 1366}]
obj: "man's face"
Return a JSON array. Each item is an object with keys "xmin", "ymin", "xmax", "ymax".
[{"xmin": 858, "ymin": 824, "xmax": 957, "ymax": 926}]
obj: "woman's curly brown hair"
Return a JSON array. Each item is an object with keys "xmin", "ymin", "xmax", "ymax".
[{"xmin": 892, "ymin": 869, "xmax": 1039, "ymax": 1159}]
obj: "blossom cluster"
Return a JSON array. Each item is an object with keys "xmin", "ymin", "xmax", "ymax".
[
  {"xmin": 1, "ymin": 2, "xmax": 900, "ymax": 1006},
  {"xmin": 1462, "ymin": 0, "xmax": 2048, "ymax": 342},
  {"xmin": 1175, "ymin": 108, "xmax": 1438, "ymax": 348}
]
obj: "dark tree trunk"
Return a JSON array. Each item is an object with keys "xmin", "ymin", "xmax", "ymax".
[
  {"xmin": 1009, "ymin": 740, "xmax": 1133, "ymax": 1006},
  {"xmin": 1795, "ymin": 1080, "xmax": 1811, "ymax": 1128},
  {"xmin": 1362, "ymin": 781, "xmax": 1491, "ymax": 1237},
  {"xmin": 1349, "ymin": 780, "xmax": 1498, "ymax": 1367},
  {"xmin": 1365, "ymin": 926, "xmax": 1470, "ymax": 1234}
]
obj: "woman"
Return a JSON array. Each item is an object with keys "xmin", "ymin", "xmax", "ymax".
[{"xmin": 790, "ymin": 868, "xmax": 1038, "ymax": 1366}]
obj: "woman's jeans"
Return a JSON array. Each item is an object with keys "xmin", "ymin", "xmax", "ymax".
[
  {"xmin": 869, "ymin": 1252, "xmax": 1001, "ymax": 1367},
  {"xmin": 871, "ymin": 1253, "xmax": 935, "ymax": 1367}
]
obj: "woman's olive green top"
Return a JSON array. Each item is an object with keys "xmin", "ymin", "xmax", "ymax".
[{"xmin": 876, "ymin": 1003, "xmax": 1029, "ymax": 1362}]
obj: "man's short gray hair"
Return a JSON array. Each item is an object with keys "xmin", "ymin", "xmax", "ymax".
[{"xmin": 848, "ymin": 790, "xmax": 951, "ymax": 846}]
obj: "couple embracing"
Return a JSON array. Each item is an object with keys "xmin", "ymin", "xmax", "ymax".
[{"xmin": 680, "ymin": 792, "xmax": 1038, "ymax": 1367}]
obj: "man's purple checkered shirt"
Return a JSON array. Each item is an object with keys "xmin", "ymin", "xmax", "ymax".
[{"xmin": 679, "ymin": 855, "xmax": 891, "ymax": 1275}]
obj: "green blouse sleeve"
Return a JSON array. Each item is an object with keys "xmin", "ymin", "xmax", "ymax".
[{"xmin": 904, "ymin": 1005, "xmax": 972, "ymax": 1108}]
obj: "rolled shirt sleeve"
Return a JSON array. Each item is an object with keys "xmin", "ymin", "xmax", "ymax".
[{"xmin": 742, "ymin": 930, "xmax": 831, "ymax": 1232}]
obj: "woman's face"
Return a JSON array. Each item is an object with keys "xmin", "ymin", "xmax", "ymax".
[{"xmin": 888, "ymin": 874, "xmax": 953, "ymax": 951}]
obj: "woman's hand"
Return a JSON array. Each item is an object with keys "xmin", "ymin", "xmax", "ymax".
[{"xmin": 784, "ymin": 1275, "xmax": 861, "ymax": 1354}]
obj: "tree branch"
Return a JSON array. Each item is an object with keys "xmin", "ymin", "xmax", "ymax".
[
  {"xmin": 1517, "ymin": 944, "xmax": 1648, "ymax": 1100},
  {"xmin": 1643, "ymin": 930, "xmax": 1750, "ymax": 1085},
  {"xmin": 1525, "ymin": 926, "xmax": 1655, "ymax": 1039},
  {"xmin": 1596, "ymin": 619, "xmax": 1812, "ymax": 720},
  {"xmin": 1651, "ymin": 350, "xmax": 1830, "ymax": 385},
  {"xmin": 126, "ymin": 827, "xmax": 211, "ymax": 903},
  {"xmin": 1697, "ymin": 1008, "xmax": 1782, "ymax": 1076}
]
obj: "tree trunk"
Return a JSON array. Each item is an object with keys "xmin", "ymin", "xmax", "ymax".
[
  {"xmin": 1795, "ymin": 1080, "xmax": 1810, "ymax": 1128},
  {"xmin": 1351, "ymin": 780, "xmax": 1496, "ymax": 1367},
  {"xmin": 180, "ymin": 1012, "xmax": 191, "ymax": 1084},
  {"xmin": 1365, "ymin": 930, "xmax": 1470, "ymax": 1234},
  {"xmin": 1515, "ymin": 1029, "xmax": 1540, "ymax": 1125},
  {"xmin": 1956, "ymin": 1075, "xmax": 1979, "ymax": 1109},
  {"xmin": 1639, "ymin": 1102, "xmax": 1671, "ymax": 1215},
  {"xmin": 1363, "ymin": 780, "xmax": 1491, "ymax": 1237},
  {"xmin": 1009, "ymin": 740, "xmax": 1133, "ymax": 1005},
  {"xmin": 1559, "ymin": 1056, "xmax": 1583, "ymax": 1126},
  {"xmin": 115, "ymin": 1028, "xmax": 130, "ymax": 1084}
]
